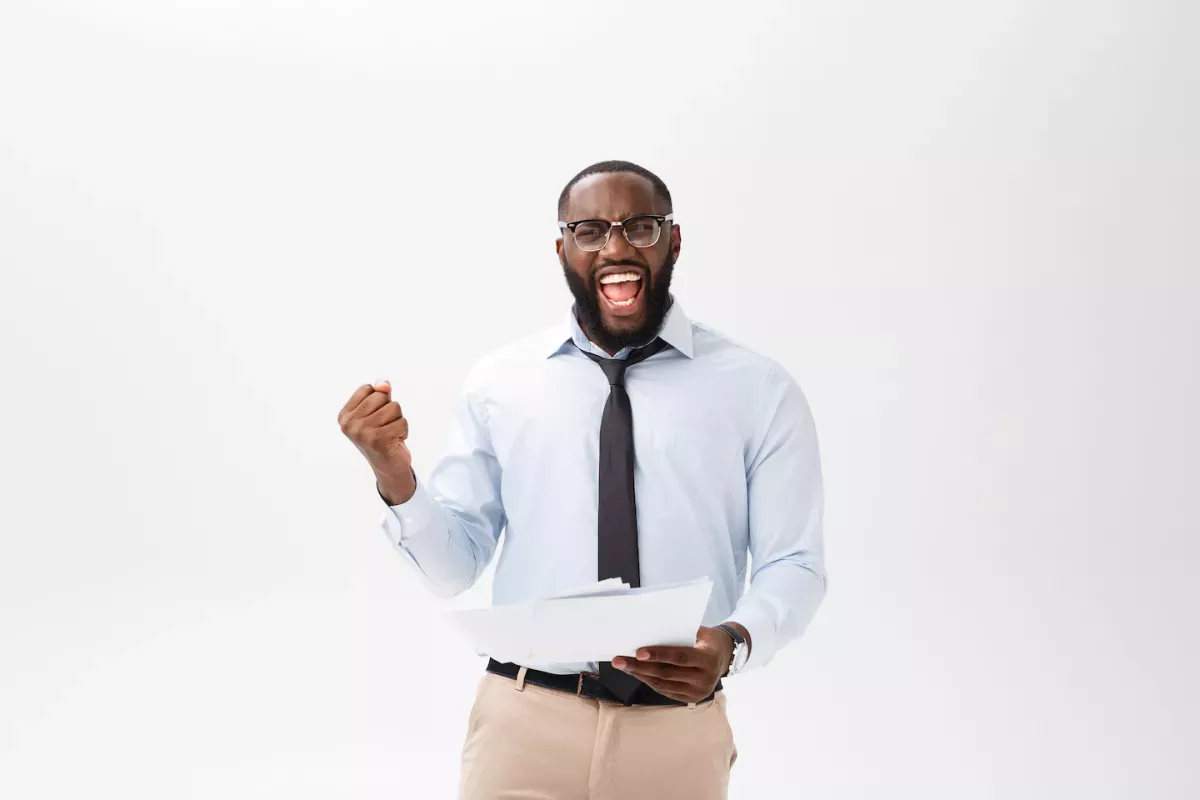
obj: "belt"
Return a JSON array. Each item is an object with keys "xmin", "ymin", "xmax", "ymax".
[{"xmin": 486, "ymin": 659, "xmax": 720, "ymax": 707}]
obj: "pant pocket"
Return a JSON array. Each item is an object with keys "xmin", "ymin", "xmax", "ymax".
[{"xmin": 714, "ymin": 692, "xmax": 737, "ymax": 768}]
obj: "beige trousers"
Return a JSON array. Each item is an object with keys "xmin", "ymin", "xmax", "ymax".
[{"xmin": 458, "ymin": 671, "xmax": 738, "ymax": 800}]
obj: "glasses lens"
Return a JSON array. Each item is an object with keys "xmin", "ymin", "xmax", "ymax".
[
  {"xmin": 572, "ymin": 221, "xmax": 609, "ymax": 251},
  {"xmin": 623, "ymin": 216, "xmax": 662, "ymax": 247}
]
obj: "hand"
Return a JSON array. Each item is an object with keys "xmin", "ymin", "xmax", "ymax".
[
  {"xmin": 611, "ymin": 626, "xmax": 737, "ymax": 704},
  {"xmin": 338, "ymin": 379, "xmax": 416, "ymax": 504}
]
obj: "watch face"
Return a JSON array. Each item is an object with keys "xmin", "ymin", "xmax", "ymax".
[{"xmin": 730, "ymin": 642, "xmax": 748, "ymax": 673}]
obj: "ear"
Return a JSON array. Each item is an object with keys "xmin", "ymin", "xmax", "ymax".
[
  {"xmin": 669, "ymin": 222, "xmax": 681, "ymax": 263},
  {"xmin": 556, "ymin": 236, "xmax": 565, "ymax": 261}
]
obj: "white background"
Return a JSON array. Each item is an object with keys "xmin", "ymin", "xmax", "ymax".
[{"xmin": 2, "ymin": 1, "xmax": 1198, "ymax": 797}]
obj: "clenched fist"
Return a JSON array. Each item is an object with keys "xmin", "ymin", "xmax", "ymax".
[{"xmin": 338, "ymin": 379, "xmax": 416, "ymax": 505}]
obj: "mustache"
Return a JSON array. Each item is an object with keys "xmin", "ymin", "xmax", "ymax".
[{"xmin": 592, "ymin": 260, "xmax": 648, "ymax": 278}]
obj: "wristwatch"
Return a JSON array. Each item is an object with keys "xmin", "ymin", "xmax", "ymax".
[{"xmin": 715, "ymin": 623, "xmax": 749, "ymax": 676}]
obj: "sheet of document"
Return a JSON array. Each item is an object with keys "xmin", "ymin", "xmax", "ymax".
[
  {"xmin": 447, "ymin": 578, "xmax": 714, "ymax": 664},
  {"xmin": 544, "ymin": 578, "xmax": 630, "ymax": 600}
]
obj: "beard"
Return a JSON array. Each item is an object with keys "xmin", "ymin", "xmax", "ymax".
[{"xmin": 562, "ymin": 252, "xmax": 675, "ymax": 353}]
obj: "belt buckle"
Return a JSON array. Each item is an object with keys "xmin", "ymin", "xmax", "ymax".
[{"xmin": 577, "ymin": 671, "xmax": 600, "ymax": 697}]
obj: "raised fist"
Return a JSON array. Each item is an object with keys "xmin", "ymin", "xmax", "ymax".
[{"xmin": 338, "ymin": 379, "xmax": 415, "ymax": 504}]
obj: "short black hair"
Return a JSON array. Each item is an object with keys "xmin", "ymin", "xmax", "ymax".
[{"xmin": 557, "ymin": 160, "xmax": 673, "ymax": 219}]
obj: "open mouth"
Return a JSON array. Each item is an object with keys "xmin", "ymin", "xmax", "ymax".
[{"xmin": 597, "ymin": 270, "xmax": 644, "ymax": 311}]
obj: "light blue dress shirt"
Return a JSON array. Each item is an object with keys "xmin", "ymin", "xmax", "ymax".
[{"xmin": 380, "ymin": 299, "xmax": 826, "ymax": 674}]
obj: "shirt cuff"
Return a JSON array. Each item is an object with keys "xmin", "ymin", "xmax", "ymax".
[
  {"xmin": 378, "ymin": 477, "xmax": 441, "ymax": 547},
  {"xmin": 724, "ymin": 594, "xmax": 780, "ymax": 672},
  {"xmin": 377, "ymin": 478, "xmax": 463, "ymax": 597}
]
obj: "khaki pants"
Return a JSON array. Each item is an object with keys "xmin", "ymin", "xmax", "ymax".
[{"xmin": 458, "ymin": 671, "xmax": 738, "ymax": 799}]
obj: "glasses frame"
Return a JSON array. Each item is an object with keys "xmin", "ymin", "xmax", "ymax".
[{"xmin": 558, "ymin": 213, "xmax": 675, "ymax": 251}]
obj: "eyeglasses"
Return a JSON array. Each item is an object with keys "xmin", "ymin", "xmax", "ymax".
[{"xmin": 558, "ymin": 213, "xmax": 674, "ymax": 252}]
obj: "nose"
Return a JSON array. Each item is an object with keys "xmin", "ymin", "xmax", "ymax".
[{"xmin": 598, "ymin": 221, "xmax": 640, "ymax": 262}]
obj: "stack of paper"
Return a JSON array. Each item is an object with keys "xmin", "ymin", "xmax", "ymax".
[{"xmin": 447, "ymin": 577, "xmax": 714, "ymax": 665}]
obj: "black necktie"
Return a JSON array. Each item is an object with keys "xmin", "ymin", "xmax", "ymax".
[{"xmin": 577, "ymin": 337, "xmax": 669, "ymax": 704}]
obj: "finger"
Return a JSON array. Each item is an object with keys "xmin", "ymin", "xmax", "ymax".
[
  {"xmin": 340, "ymin": 391, "xmax": 394, "ymax": 436},
  {"xmin": 613, "ymin": 653, "xmax": 697, "ymax": 670},
  {"xmin": 365, "ymin": 399, "xmax": 403, "ymax": 427},
  {"xmin": 375, "ymin": 416, "xmax": 409, "ymax": 443},
  {"xmin": 349, "ymin": 389, "xmax": 392, "ymax": 421},
  {"xmin": 632, "ymin": 646, "xmax": 700, "ymax": 668},
  {"xmin": 338, "ymin": 384, "xmax": 375, "ymax": 421},
  {"xmin": 365, "ymin": 379, "xmax": 400, "ymax": 422},
  {"xmin": 617, "ymin": 660, "xmax": 706, "ymax": 686}
]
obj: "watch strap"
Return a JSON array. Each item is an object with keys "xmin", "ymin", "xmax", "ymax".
[
  {"xmin": 715, "ymin": 623, "xmax": 746, "ymax": 676},
  {"xmin": 715, "ymin": 623, "xmax": 746, "ymax": 647}
]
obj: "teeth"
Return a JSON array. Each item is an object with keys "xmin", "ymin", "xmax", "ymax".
[
  {"xmin": 600, "ymin": 272, "xmax": 642, "ymax": 285},
  {"xmin": 609, "ymin": 296, "xmax": 637, "ymax": 306}
]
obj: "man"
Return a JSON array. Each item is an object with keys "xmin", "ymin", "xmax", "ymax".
[{"xmin": 338, "ymin": 160, "xmax": 826, "ymax": 798}]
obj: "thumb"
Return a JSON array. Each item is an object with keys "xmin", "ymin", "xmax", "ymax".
[
  {"xmin": 373, "ymin": 378, "xmax": 391, "ymax": 393},
  {"xmin": 695, "ymin": 626, "xmax": 724, "ymax": 650}
]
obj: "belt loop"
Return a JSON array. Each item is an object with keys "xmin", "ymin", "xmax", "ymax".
[
  {"xmin": 515, "ymin": 666, "xmax": 528, "ymax": 692},
  {"xmin": 577, "ymin": 674, "xmax": 584, "ymax": 696},
  {"xmin": 688, "ymin": 701, "xmax": 697, "ymax": 709}
]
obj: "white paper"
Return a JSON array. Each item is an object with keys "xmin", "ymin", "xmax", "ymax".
[
  {"xmin": 543, "ymin": 578, "xmax": 630, "ymax": 600},
  {"xmin": 447, "ymin": 578, "xmax": 714, "ymax": 664},
  {"xmin": 446, "ymin": 603, "xmax": 536, "ymax": 665}
]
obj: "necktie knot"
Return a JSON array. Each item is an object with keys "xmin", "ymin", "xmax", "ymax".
[
  {"xmin": 579, "ymin": 337, "xmax": 669, "ymax": 387},
  {"xmin": 597, "ymin": 358, "xmax": 629, "ymax": 387}
]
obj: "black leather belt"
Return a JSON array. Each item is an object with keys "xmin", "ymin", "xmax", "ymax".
[{"xmin": 486, "ymin": 658, "xmax": 720, "ymax": 707}]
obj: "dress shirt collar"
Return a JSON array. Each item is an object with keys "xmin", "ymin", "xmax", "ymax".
[{"xmin": 543, "ymin": 295, "xmax": 694, "ymax": 360}]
